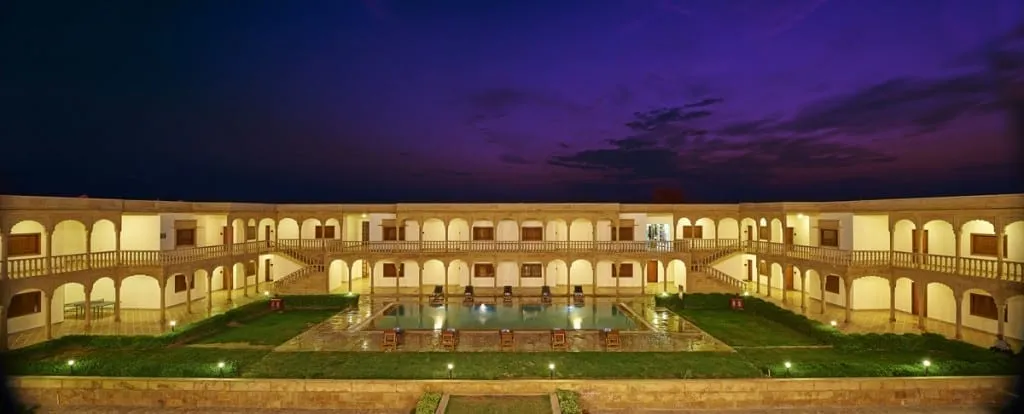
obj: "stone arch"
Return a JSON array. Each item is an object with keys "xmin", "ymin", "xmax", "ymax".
[
  {"xmin": 922, "ymin": 219, "xmax": 955, "ymax": 256},
  {"xmin": 8, "ymin": 220, "xmax": 47, "ymax": 266},
  {"xmin": 717, "ymin": 218, "xmax": 740, "ymax": 240},
  {"xmin": 805, "ymin": 268, "xmax": 822, "ymax": 301},
  {"xmin": 421, "ymin": 218, "xmax": 446, "ymax": 241},
  {"xmin": 191, "ymin": 269, "xmax": 210, "ymax": 301},
  {"xmin": 447, "ymin": 259, "xmax": 471, "ymax": 285},
  {"xmin": 447, "ymin": 218, "xmax": 470, "ymax": 241},
  {"xmin": 277, "ymin": 218, "xmax": 299, "ymax": 239},
  {"xmin": 91, "ymin": 276, "xmax": 118, "ymax": 304},
  {"xmin": 667, "ymin": 259, "xmax": 687, "ymax": 291},
  {"xmin": 232, "ymin": 262, "xmax": 248, "ymax": 289},
  {"xmin": 350, "ymin": 259, "xmax": 371, "ymax": 281},
  {"xmin": 230, "ymin": 218, "xmax": 247, "ymax": 244},
  {"xmin": 925, "ymin": 281, "xmax": 956, "ymax": 325},
  {"xmin": 257, "ymin": 218, "xmax": 276, "ymax": 241},
  {"xmin": 769, "ymin": 263, "xmax": 784, "ymax": 299},
  {"xmin": 961, "ymin": 287, "xmax": 1001, "ymax": 335},
  {"xmin": 960, "ymin": 219, "xmax": 996, "ymax": 259},
  {"xmin": 850, "ymin": 275, "xmax": 890, "ymax": 310},
  {"xmin": 568, "ymin": 219, "xmax": 594, "ymax": 241},
  {"xmin": 323, "ymin": 218, "xmax": 341, "ymax": 239},
  {"xmin": 1006, "ymin": 220, "xmax": 1024, "ymax": 263},
  {"xmin": 893, "ymin": 277, "xmax": 915, "ymax": 314},
  {"xmin": 547, "ymin": 259, "xmax": 568, "ymax": 286},
  {"xmin": 892, "ymin": 219, "xmax": 917, "ymax": 253},
  {"xmin": 739, "ymin": 218, "xmax": 757, "ymax": 241},
  {"xmin": 210, "ymin": 265, "xmax": 227, "ymax": 291},
  {"xmin": 421, "ymin": 259, "xmax": 446, "ymax": 286},
  {"xmin": 90, "ymin": 219, "xmax": 118, "ymax": 253},
  {"xmin": 546, "ymin": 219, "xmax": 569, "ymax": 241},
  {"xmin": 120, "ymin": 274, "xmax": 161, "ymax": 309},
  {"xmin": 299, "ymin": 218, "xmax": 322, "ymax": 239},
  {"xmin": 568, "ymin": 259, "xmax": 594, "ymax": 285},
  {"xmin": 51, "ymin": 219, "xmax": 89, "ymax": 257},
  {"xmin": 770, "ymin": 218, "xmax": 784, "ymax": 243},
  {"xmin": 328, "ymin": 259, "xmax": 349, "ymax": 291}
]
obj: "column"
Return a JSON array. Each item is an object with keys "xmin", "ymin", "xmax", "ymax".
[
  {"xmin": 766, "ymin": 270, "xmax": 772, "ymax": 299},
  {"xmin": 996, "ymin": 226, "xmax": 1006, "ymax": 278},
  {"xmin": 916, "ymin": 228, "xmax": 926, "ymax": 268},
  {"xmin": 567, "ymin": 261, "xmax": 572, "ymax": 296},
  {"xmin": 418, "ymin": 262, "xmax": 424, "ymax": 298},
  {"xmin": 997, "ymin": 301, "xmax": 1006, "ymax": 338},
  {"xmin": 542, "ymin": 262, "xmax": 547, "ymax": 287},
  {"xmin": 843, "ymin": 280, "xmax": 852, "ymax": 323},
  {"xmin": 226, "ymin": 222, "xmax": 234, "ymax": 254},
  {"xmin": 819, "ymin": 282, "xmax": 826, "ymax": 314},
  {"xmin": 443, "ymin": 220, "xmax": 449, "ymax": 252},
  {"xmin": 800, "ymin": 274, "xmax": 807, "ymax": 313},
  {"xmin": 370, "ymin": 261, "xmax": 375, "ymax": 294},
  {"xmin": 225, "ymin": 267, "xmax": 233, "ymax": 303},
  {"xmin": 44, "ymin": 294, "xmax": 53, "ymax": 340},
  {"xmin": 953, "ymin": 229, "xmax": 962, "ymax": 274},
  {"xmin": 915, "ymin": 282, "xmax": 925, "ymax": 330},
  {"xmin": 84, "ymin": 288, "xmax": 92, "ymax": 329},
  {"xmin": 888, "ymin": 226, "xmax": 895, "ymax": 266},
  {"xmin": 444, "ymin": 262, "xmax": 450, "ymax": 296},
  {"xmin": 114, "ymin": 280, "xmax": 122, "ymax": 322},
  {"xmin": 45, "ymin": 230, "xmax": 54, "ymax": 274},
  {"xmin": 347, "ymin": 262, "xmax": 353, "ymax": 293},
  {"xmin": 115, "ymin": 228, "xmax": 122, "ymax": 265},
  {"xmin": 614, "ymin": 262, "xmax": 621, "ymax": 296},
  {"xmin": 954, "ymin": 295, "xmax": 963, "ymax": 339},
  {"xmin": 0, "ymin": 229, "xmax": 8, "ymax": 280},
  {"xmin": 84, "ymin": 229, "xmax": 92, "ymax": 268},
  {"xmin": 242, "ymin": 265, "xmax": 249, "ymax": 297},
  {"xmin": 186, "ymin": 275, "xmax": 193, "ymax": 314},
  {"xmin": 206, "ymin": 276, "xmax": 213, "ymax": 314},
  {"xmin": 888, "ymin": 281, "xmax": 897, "ymax": 322},
  {"xmin": 159, "ymin": 279, "xmax": 168, "ymax": 331}
]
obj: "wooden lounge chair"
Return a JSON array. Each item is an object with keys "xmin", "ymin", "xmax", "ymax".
[
  {"xmin": 541, "ymin": 285, "xmax": 552, "ymax": 304},
  {"xmin": 441, "ymin": 328, "xmax": 459, "ymax": 351},
  {"xmin": 572, "ymin": 285, "xmax": 585, "ymax": 305},
  {"xmin": 551, "ymin": 328, "xmax": 568, "ymax": 350},
  {"xmin": 603, "ymin": 328, "xmax": 621, "ymax": 350},
  {"xmin": 502, "ymin": 285, "xmax": 513, "ymax": 303},
  {"xmin": 430, "ymin": 285, "xmax": 444, "ymax": 305},
  {"xmin": 463, "ymin": 286, "xmax": 474, "ymax": 304},
  {"xmin": 499, "ymin": 329, "xmax": 514, "ymax": 350},
  {"xmin": 381, "ymin": 328, "xmax": 399, "ymax": 351}
]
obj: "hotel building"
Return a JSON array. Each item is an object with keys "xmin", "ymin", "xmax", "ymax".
[{"xmin": 0, "ymin": 193, "xmax": 1022, "ymax": 350}]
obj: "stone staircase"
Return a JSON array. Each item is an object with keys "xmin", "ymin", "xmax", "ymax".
[
  {"xmin": 686, "ymin": 246, "xmax": 743, "ymax": 293},
  {"xmin": 270, "ymin": 242, "xmax": 328, "ymax": 294}
]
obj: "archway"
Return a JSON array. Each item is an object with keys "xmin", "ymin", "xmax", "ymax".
[
  {"xmin": 277, "ymin": 218, "xmax": 299, "ymax": 239},
  {"xmin": 717, "ymin": 218, "xmax": 739, "ymax": 240},
  {"xmin": 850, "ymin": 276, "xmax": 890, "ymax": 310},
  {"xmin": 667, "ymin": 259, "xmax": 687, "ymax": 291},
  {"xmin": 447, "ymin": 219, "xmax": 470, "ymax": 241},
  {"xmin": 421, "ymin": 259, "xmax": 446, "ymax": 286},
  {"xmin": 328, "ymin": 259, "xmax": 349, "ymax": 291},
  {"xmin": 925, "ymin": 282, "xmax": 956, "ymax": 324},
  {"xmin": 568, "ymin": 219, "xmax": 594, "ymax": 241},
  {"xmin": 91, "ymin": 219, "xmax": 117, "ymax": 253},
  {"xmin": 300, "ymin": 219, "xmax": 322, "ymax": 239},
  {"xmin": 120, "ymin": 274, "xmax": 161, "ymax": 309},
  {"xmin": 546, "ymin": 260, "xmax": 568, "ymax": 286},
  {"xmin": 546, "ymin": 219, "xmax": 568, "ymax": 241},
  {"xmin": 569, "ymin": 259, "xmax": 594, "ymax": 285},
  {"xmin": 421, "ymin": 219, "xmax": 445, "ymax": 241}
]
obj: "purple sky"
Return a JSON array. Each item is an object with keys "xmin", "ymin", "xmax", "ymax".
[{"xmin": 3, "ymin": 0, "xmax": 1023, "ymax": 202}]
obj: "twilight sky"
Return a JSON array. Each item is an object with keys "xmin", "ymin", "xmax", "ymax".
[{"xmin": 2, "ymin": 0, "xmax": 1023, "ymax": 203}]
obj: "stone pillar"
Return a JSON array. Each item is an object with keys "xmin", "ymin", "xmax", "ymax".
[
  {"xmin": 888, "ymin": 226, "xmax": 895, "ymax": 266},
  {"xmin": 916, "ymin": 228, "xmax": 926, "ymax": 268},
  {"xmin": 115, "ymin": 228, "xmax": 122, "ymax": 265},
  {"xmin": 819, "ymin": 282, "xmax": 827, "ymax": 315},
  {"xmin": 0, "ymin": 307, "xmax": 7, "ymax": 351},
  {"xmin": 225, "ymin": 267, "xmax": 233, "ymax": 303},
  {"xmin": 444, "ymin": 262, "xmax": 450, "ymax": 296},
  {"xmin": 843, "ymin": 280, "xmax": 852, "ymax": 324},
  {"xmin": 44, "ymin": 294, "xmax": 53, "ymax": 340},
  {"xmin": 996, "ymin": 227, "xmax": 1006, "ymax": 279},
  {"xmin": 615, "ymin": 262, "xmax": 621, "ymax": 296},
  {"xmin": 186, "ymin": 275, "xmax": 193, "ymax": 314},
  {"xmin": 766, "ymin": 269, "xmax": 772, "ymax": 299},
  {"xmin": 84, "ymin": 288, "xmax": 92, "ymax": 329},
  {"xmin": 347, "ymin": 262, "xmax": 353, "ymax": 293},
  {"xmin": 888, "ymin": 280, "xmax": 897, "ymax": 322},
  {"xmin": 997, "ymin": 301, "xmax": 1006, "ymax": 338},
  {"xmin": 242, "ymin": 265, "xmax": 249, "ymax": 298},
  {"xmin": 159, "ymin": 279, "xmax": 168, "ymax": 330},
  {"xmin": 954, "ymin": 295, "xmax": 963, "ymax": 339},
  {"xmin": 84, "ymin": 229, "xmax": 92, "ymax": 268},
  {"xmin": 418, "ymin": 262, "xmax": 424, "ymax": 298},
  {"xmin": 114, "ymin": 280, "xmax": 122, "ymax": 322},
  {"xmin": 915, "ymin": 282, "xmax": 925, "ymax": 330},
  {"xmin": 45, "ymin": 230, "xmax": 54, "ymax": 274},
  {"xmin": 206, "ymin": 276, "xmax": 213, "ymax": 314},
  {"xmin": 800, "ymin": 275, "xmax": 807, "ymax": 314},
  {"xmin": 369, "ymin": 261, "xmax": 375, "ymax": 294}
]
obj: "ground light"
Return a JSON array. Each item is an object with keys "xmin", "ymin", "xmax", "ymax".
[
  {"xmin": 829, "ymin": 320, "xmax": 837, "ymax": 327},
  {"xmin": 549, "ymin": 363, "xmax": 555, "ymax": 379},
  {"xmin": 263, "ymin": 291, "xmax": 270, "ymax": 297},
  {"xmin": 447, "ymin": 363, "xmax": 454, "ymax": 379},
  {"xmin": 784, "ymin": 361, "xmax": 792, "ymax": 376},
  {"xmin": 922, "ymin": 359, "xmax": 931, "ymax": 375},
  {"xmin": 169, "ymin": 320, "xmax": 177, "ymax": 331},
  {"xmin": 217, "ymin": 361, "xmax": 226, "ymax": 376},
  {"xmin": 66, "ymin": 359, "xmax": 76, "ymax": 375}
]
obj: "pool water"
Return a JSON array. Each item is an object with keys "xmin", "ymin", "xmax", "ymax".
[{"xmin": 368, "ymin": 302, "xmax": 640, "ymax": 331}]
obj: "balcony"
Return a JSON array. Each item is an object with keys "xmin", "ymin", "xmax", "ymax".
[{"xmin": 745, "ymin": 241, "xmax": 1023, "ymax": 283}]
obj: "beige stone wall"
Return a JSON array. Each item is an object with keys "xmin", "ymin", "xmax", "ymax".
[{"xmin": 11, "ymin": 376, "xmax": 1015, "ymax": 410}]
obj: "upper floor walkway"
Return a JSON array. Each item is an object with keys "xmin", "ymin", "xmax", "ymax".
[{"xmin": 4, "ymin": 238, "xmax": 1021, "ymax": 284}]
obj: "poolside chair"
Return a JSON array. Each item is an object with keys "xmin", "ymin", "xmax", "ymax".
[
  {"xmin": 551, "ymin": 328, "xmax": 568, "ymax": 351},
  {"xmin": 502, "ymin": 285, "xmax": 513, "ymax": 304},
  {"xmin": 604, "ymin": 329, "xmax": 621, "ymax": 350},
  {"xmin": 441, "ymin": 328, "xmax": 459, "ymax": 351},
  {"xmin": 499, "ymin": 329, "xmax": 515, "ymax": 350},
  {"xmin": 463, "ymin": 286, "xmax": 475, "ymax": 304},
  {"xmin": 541, "ymin": 285, "xmax": 552, "ymax": 304},
  {"xmin": 430, "ymin": 285, "xmax": 444, "ymax": 305},
  {"xmin": 381, "ymin": 329, "xmax": 399, "ymax": 351},
  {"xmin": 572, "ymin": 285, "xmax": 585, "ymax": 305}
]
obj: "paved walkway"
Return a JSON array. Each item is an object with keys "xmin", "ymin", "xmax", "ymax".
[{"xmin": 594, "ymin": 407, "xmax": 1001, "ymax": 414}]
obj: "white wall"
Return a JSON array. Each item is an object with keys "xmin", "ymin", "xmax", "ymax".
[
  {"xmin": 852, "ymin": 215, "xmax": 890, "ymax": 251},
  {"xmin": 786, "ymin": 214, "xmax": 811, "ymax": 245},
  {"xmin": 960, "ymin": 220, "xmax": 996, "ymax": 259},
  {"xmin": 120, "ymin": 274, "xmax": 162, "ymax": 309},
  {"xmin": 923, "ymin": 220, "xmax": 955, "ymax": 256},
  {"xmin": 811, "ymin": 213, "xmax": 853, "ymax": 250},
  {"xmin": 850, "ymin": 276, "xmax": 890, "ymax": 310},
  {"xmin": 894, "ymin": 277, "xmax": 913, "ymax": 313},
  {"xmin": 892, "ymin": 220, "xmax": 915, "ymax": 252},
  {"xmin": 711, "ymin": 253, "xmax": 757, "ymax": 283},
  {"xmin": 9, "ymin": 220, "xmax": 47, "ymax": 259},
  {"xmin": 6, "ymin": 289, "xmax": 64, "ymax": 334},
  {"xmin": 568, "ymin": 259, "xmax": 594, "ymax": 285},
  {"xmin": 718, "ymin": 218, "xmax": 740, "ymax": 239},
  {"xmin": 568, "ymin": 220, "xmax": 595, "ymax": 241},
  {"xmin": 157, "ymin": 214, "xmax": 226, "ymax": 250},
  {"xmin": 119, "ymin": 215, "xmax": 160, "ymax": 251},
  {"xmin": 51, "ymin": 220, "xmax": 87, "ymax": 256}
]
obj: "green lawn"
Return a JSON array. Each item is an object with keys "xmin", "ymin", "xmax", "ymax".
[
  {"xmin": 194, "ymin": 309, "xmax": 339, "ymax": 346},
  {"xmin": 445, "ymin": 395, "xmax": 551, "ymax": 414},
  {"xmin": 679, "ymin": 309, "xmax": 822, "ymax": 347}
]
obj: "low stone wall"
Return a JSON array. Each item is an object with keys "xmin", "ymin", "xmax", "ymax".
[{"xmin": 11, "ymin": 376, "xmax": 1015, "ymax": 411}]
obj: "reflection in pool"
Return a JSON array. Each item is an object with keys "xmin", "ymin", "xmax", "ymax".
[{"xmin": 368, "ymin": 302, "xmax": 639, "ymax": 331}]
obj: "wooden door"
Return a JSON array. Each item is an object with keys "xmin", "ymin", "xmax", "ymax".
[
  {"xmin": 222, "ymin": 226, "xmax": 231, "ymax": 245},
  {"xmin": 264, "ymin": 226, "xmax": 272, "ymax": 246},
  {"xmin": 747, "ymin": 225, "xmax": 755, "ymax": 241},
  {"xmin": 747, "ymin": 260, "xmax": 754, "ymax": 281},
  {"xmin": 361, "ymin": 221, "xmax": 370, "ymax": 241},
  {"xmin": 912, "ymin": 229, "xmax": 928, "ymax": 264},
  {"xmin": 264, "ymin": 259, "xmax": 272, "ymax": 282},
  {"xmin": 646, "ymin": 260, "xmax": 659, "ymax": 283},
  {"xmin": 911, "ymin": 282, "xmax": 927, "ymax": 316},
  {"xmin": 784, "ymin": 265, "xmax": 795, "ymax": 290},
  {"xmin": 784, "ymin": 227, "xmax": 794, "ymax": 246}
]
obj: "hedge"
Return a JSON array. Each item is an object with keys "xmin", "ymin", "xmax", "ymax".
[
  {"xmin": 415, "ymin": 392, "xmax": 442, "ymax": 414},
  {"xmin": 556, "ymin": 389, "xmax": 583, "ymax": 414}
]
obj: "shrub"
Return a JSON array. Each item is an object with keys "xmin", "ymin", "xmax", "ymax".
[
  {"xmin": 279, "ymin": 293, "xmax": 360, "ymax": 309},
  {"xmin": 414, "ymin": 392, "xmax": 442, "ymax": 414},
  {"xmin": 556, "ymin": 389, "xmax": 583, "ymax": 414}
]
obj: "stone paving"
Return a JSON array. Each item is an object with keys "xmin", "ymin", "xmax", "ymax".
[{"xmin": 596, "ymin": 407, "xmax": 1002, "ymax": 414}]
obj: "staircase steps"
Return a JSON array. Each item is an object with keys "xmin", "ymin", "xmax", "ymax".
[{"xmin": 686, "ymin": 246, "xmax": 743, "ymax": 293}]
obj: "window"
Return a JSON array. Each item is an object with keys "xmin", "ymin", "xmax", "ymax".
[
  {"xmin": 758, "ymin": 226, "xmax": 770, "ymax": 240},
  {"xmin": 6, "ymin": 233, "xmax": 41, "ymax": 257},
  {"xmin": 824, "ymin": 275, "xmax": 841, "ymax": 294},
  {"xmin": 245, "ymin": 226, "xmax": 257, "ymax": 241},
  {"xmin": 383, "ymin": 226, "xmax": 405, "ymax": 241},
  {"xmin": 611, "ymin": 263, "xmax": 634, "ymax": 278},
  {"xmin": 681, "ymin": 226, "xmax": 703, "ymax": 238},
  {"xmin": 819, "ymin": 229, "xmax": 839, "ymax": 247},
  {"xmin": 472, "ymin": 226, "xmax": 495, "ymax": 241},
  {"xmin": 315, "ymin": 225, "xmax": 336, "ymax": 239},
  {"xmin": 970, "ymin": 234, "xmax": 1007, "ymax": 258},
  {"xmin": 175, "ymin": 228, "xmax": 196, "ymax": 247},
  {"xmin": 969, "ymin": 293, "xmax": 1006, "ymax": 321},
  {"xmin": 521, "ymin": 263, "xmax": 542, "ymax": 278},
  {"xmin": 8, "ymin": 291, "xmax": 42, "ymax": 318},
  {"xmin": 173, "ymin": 274, "xmax": 188, "ymax": 293},
  {"xmin": 521, "ymin": 227, "xmax": 543, "ymax": 241},
  {"xmin": 245, "ymin": 261, "xmax": 257, "ymax": 276},
  {"xmin": 612, "ymin": 227, "xmax": 634, "ymax": 241},
  {"xmin": 473, "ymin": 263, "xmax": 495, "ymax": 277},
  {"xmin": 383, "ymin": 263, "xmax": 404, "ymax": 278}
]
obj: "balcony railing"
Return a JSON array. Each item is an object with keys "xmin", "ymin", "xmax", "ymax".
[{"xmin": 5, "ymin": 238, "xmax": 1021, "ymax": 283}]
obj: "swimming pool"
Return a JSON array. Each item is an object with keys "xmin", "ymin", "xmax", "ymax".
[{"xmin": 367, "ymin": 302, "xmax": 641, "ymax": 331}]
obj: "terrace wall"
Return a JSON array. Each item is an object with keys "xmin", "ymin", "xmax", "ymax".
[{"xmin": 11, "ymin": 375, "xmax": 1015, "ymax": 411}]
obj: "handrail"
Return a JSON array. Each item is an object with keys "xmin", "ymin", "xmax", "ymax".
[{"xmin": 5, "ymin": 238, "xmax": 1021, "ymax": 283}]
